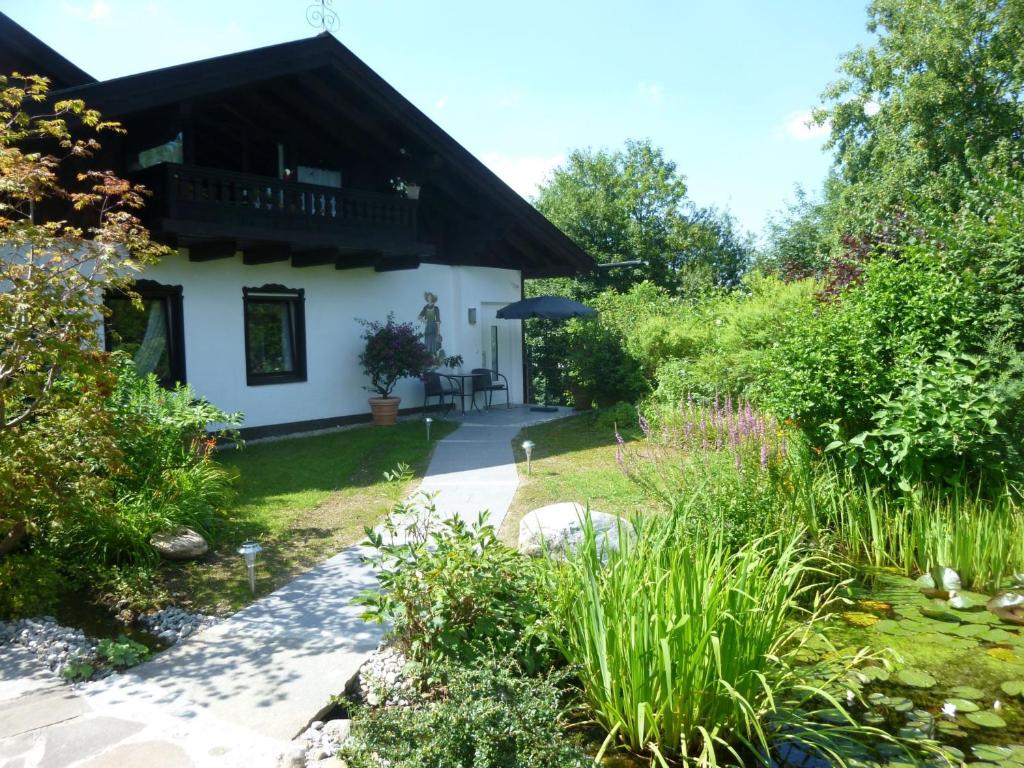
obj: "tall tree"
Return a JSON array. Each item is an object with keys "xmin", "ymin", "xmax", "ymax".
[{"xmin": 818, "ymin": 0, "xmax": 1024, "ymax": 233}]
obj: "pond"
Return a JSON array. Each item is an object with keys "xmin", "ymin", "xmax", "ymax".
[
  {"xmin": 809, "ymin": 569, "xmax": 1024, "ymax": 765},
  {"xmin": 50, "ymin": 590, "xmax": 168, "ymax": 652}
]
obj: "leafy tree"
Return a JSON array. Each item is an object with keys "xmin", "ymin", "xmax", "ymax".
[
  {"xmin": 534, "ymin": 139, "xmax": 752, "ymax": 298},
  {"xmin": 0, "ymin": 73, "xmax": 168, "ymax": 554},
  {"xmin": 817, "ymin": 0, "xmax": 1024, "ymax": 233},
  {"xmin": 761, "ymin": 184, "xmax": 836, "ymax": 279}
]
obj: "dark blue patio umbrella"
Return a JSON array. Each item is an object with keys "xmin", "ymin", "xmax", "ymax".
[
  {"xmin": 498, "ymin": 296, "xmax": 597, "ymax": 410},
  {"xmin": 496, "ymin": 296, "xmax": 597, "ymax": 320}
]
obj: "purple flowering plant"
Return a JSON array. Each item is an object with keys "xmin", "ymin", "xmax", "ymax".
[
  {"xmin": 357, "ymin": 313, "xmax": 434, "ymax": 398},
  {"xmin": 615, "ymin": 396, "xmax": 793, "ymax": 544}
]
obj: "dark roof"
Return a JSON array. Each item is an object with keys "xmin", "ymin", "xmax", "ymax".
[
  {"xmin": 51, "ymin": 33, "xmax": 593, "ymax": 277},
  {"xmin": 0, "ymin": 12, "xmax": 94, "ymax": 88}
]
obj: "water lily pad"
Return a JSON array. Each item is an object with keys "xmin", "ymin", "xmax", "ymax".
[
  {"xmin": 948, "ymin": 593, "xmax": 977, "ymax": 610},
  {"xmin": 988, "ymin": 646, "xmax": 1017, "ymax": 662},
  {"xmin": 984, "ymin": 627, "xmax": 1018, "ymax": 643},
  {"xmin": 973, "ymin": 745, "xmax": 1014, "ymax": 761},
  {"xmin": 1001, "ymin": 680, "xmax": 1024, "ymax": 697},
  {"xmin": 873, "ymin": 618, "xmax": 904, "ymax": 635},
  {"xmin": 951, "ymin": 623, "xmax": 990, "ymax": 638},
  {"xmin": 888, "ymin": 696, "xmax": 914, "ymax": 712},
  {"xmin": 920, "ymin": 604, "xmax": 962, "ymax": 622},
  {"xmin": 951, "ymin": 685, "xmax": 987, "ymax": 700},
  {"xmin": 945, "ymin": 697, "xmax": 981, "ymax": 713},
  {"xmin": 858, "ymin": 665, "xmax": 890, "ymax": 682},
  {"xmin": 840, "ymin": 611, "xmax": 881, "ymax": 627},
  {"xmin": 897, "ymin": 668, "xmax": 937, "ymax": 688},
  {"xmin": 967, "ymin": 710, "xmax": 1008, "ymax": 728}
]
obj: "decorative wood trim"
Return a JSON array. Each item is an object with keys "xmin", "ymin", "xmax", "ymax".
[
  {"xmin": 242, "ymin": 284, "xmax": 307, "ymax": 386},
  {"xmin": 243, "ymin": 242, "xmax": 292, "ymax": 265}
]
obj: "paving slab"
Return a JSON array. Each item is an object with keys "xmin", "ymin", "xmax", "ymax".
[{"xmin": 0, "ymin": 687, "xmax": 91, "ymax": 739}]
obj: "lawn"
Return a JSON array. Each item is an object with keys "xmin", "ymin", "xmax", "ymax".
[
  {"xmin": 167, "ymin": 418, "xmax": 456, "ymax": 613},
  {"xmin": 500, "ymin": 411, "xmax": 660, "ymax": 544}
]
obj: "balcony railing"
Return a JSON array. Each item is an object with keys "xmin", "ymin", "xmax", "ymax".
[{"xmin": 136, "ymin": 163, "xmax": 418, "ymax": 238}]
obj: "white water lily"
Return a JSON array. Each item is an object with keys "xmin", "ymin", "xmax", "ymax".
[{"xmin": 941, "ymin": 702, "xmax": 957, "ymax": 718}]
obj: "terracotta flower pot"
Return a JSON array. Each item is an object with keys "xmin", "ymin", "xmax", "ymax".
[{"xmin": 368, "ymin": 396, "xmax": 401, "ymax": 426}]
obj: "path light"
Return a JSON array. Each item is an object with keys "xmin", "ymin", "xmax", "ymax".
[
  {"xmin": 238, "ymin": 541, "xmax": 262, "ymax": 595},
  {"xmin": 425, "ymin": 416, "xmax": 433, "ymax": 442},
  {"xmin": 522, "ymin": 440, "xmax": 535, "ymax": 475}
]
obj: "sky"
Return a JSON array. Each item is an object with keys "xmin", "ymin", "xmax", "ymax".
[{"xmin": 4, "ymin": 1, "xmax": 874, "ymax": 238}]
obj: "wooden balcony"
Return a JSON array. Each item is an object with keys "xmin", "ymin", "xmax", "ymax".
[{"xmin": 134, "ymin": 163, "xmax": 420, "ymax": 251}]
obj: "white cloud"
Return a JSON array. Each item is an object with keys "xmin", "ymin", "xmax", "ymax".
[
  {"xmin": 863, "ymin": 100, "xmax": 881, "ymax": 117},
  {"xmin": 637, "ymin": 81, "xmax": 665, "ymax": 104},
  {"xmin": 779, "ymin": 109, "xmax": 831, "ymax": 141},
  {"xmin": 434, "ymin": 95, "xmax": 448, "ymax": 111},
  {"xmin": 63, "ymin": 0, "xmax": 112, "ymax": 19},
  {"xmin": 479, "ymin": 152, "xmax": 565, "ymax": 200}
]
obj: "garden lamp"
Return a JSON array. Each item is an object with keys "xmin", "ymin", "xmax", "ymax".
[
  {"xmin": 238, "ymin": 541, "xmax": 262, "ymax": 595},
  {"xmin": 522, "ymin": 440, "xmax": 535, "ymax": 475},
  {"xmin": 425, "ymin": 416, "xmax": 433, "ymax": 442}
]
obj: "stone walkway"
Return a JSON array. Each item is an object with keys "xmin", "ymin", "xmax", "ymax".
[{"xmin": 0, "ymin": 405, "xmax": 570, "ymax": 768}]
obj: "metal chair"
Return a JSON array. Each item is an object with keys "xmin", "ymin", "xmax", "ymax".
[
  {"xmin": 471, "ymin": 368, "xmax": 510, "ymax": 409},
  {"xmin": 422, "ymin": 371, "xmax": 455, "ymax": 414}
]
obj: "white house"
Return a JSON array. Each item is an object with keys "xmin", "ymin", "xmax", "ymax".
[{"xmin": 1, "ymin": 14, "xmax": 592, "ymax": 437}]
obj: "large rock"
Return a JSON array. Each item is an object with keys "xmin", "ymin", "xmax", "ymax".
[
  {"xmin": 517, "ymin": 502, "xmax": 632, "ymax": 558},
  {"xmin": 149, "ymin": 527, "xmax": 208, "ymax": 561}
]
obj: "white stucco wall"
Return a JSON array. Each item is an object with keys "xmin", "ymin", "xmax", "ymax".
[{"xmin": 132, "ymin": 251, "xmax": 523, "ymax": 430}]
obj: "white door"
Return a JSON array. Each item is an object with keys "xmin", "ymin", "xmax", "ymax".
[{"xmin": 479, "ymin": 302, "xmax": 521, "ymax": 400}]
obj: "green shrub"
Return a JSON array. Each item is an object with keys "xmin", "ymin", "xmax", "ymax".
[
  {"xmin": 357, "ymin": 488, "xmax": 554, "ymax": 673},
  {"xmin": 564, "ymin": 317, "xmax": 647, "ymax": 408},
  {"xmin": 339, "ymin": 658, "xmax": 588, "ymax": 768},
  {"xmin": 552, "ymin": 513, "xmax": 880, "ymax": 766},
  {"xmin": 761, "ymin": 177, "xmax": 1024, "ymax": 488},
  {"xmin": 97, "ymin": 635, "xmax": 149, "ymax": 668},
  {"xmin": 0, "ymin": 550, "xmax": 66, "ymax": 617}
]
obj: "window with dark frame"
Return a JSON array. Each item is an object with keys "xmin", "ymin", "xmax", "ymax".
[
  {"xmin": 104, "ymin": 280, "xmax": 186, "ymax": 388},
  {"xmin": 243, "ymin": 284, "xmax": 307, "ymax": 386}
]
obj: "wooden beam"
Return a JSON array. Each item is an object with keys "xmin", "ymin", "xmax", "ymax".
[
  {"xmin": 187, "ymin": 239, "xmax": 236, "ymax": 261},
  {"xmin": 335, "ymin": 249, "xmax": 381, "ymax": 270},
  {"xmin": 374, "ymin": 255, "xmax": 420, "ymax": 272},
  {"xmin": 292, "ymin": 247, "xmax": 340, "ymax": 268},
  {"xmin": 243, "ymin": 242, "xmax": 291, "ymax": 265}
]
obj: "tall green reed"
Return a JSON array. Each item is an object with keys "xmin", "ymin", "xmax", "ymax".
[
  {"xmin": 796, "ymin": 464, "xmax": 1024, "ymax": 592},
  {"xmin": 552, "ymin": 513, "xmax": 880, "ymax": 767}
]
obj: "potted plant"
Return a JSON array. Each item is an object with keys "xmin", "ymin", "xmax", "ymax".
[
  {"xmin": 442, "ymin": 353, "xmax": 464, "ymax": 372},
  {"xmin": 358, "ymin": 314, "xmax": 434, "ymax": 425}
]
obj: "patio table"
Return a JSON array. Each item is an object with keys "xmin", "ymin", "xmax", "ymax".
[{"xmin": 443, "ymin": 373, "xmax": 481, "ymax": 414}]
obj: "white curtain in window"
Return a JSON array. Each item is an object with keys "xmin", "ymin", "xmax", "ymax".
[
  {"xmin": 279, "ymin": 304, "xmax": 294, "ymax": 371},
  {"xmin": 134, "ymin": 300, "xmax": 168, "ymax": 376}
]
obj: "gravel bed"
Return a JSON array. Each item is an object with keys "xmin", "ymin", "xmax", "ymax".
[
  {"xmin": 0, "ymin": 605, "xmax": 220, "ymax": 684},
  {"xmin": 357, "ymin": 644, "xmax": 415, "ymax": 707},
  {"xmin": 0, "ymin": 616, "xmax": 101, "ymax": 681},
  {"xmin": 137, "ymin": 605, "xmax": 219, "ymax": 646}
]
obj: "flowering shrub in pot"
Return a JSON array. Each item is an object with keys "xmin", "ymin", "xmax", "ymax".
[{"xmin": 357, "ymin": 314, "xmax": 433, "ymax": 425}]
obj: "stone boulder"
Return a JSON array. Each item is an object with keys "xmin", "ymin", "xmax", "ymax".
[
  {"xmin": 150, "ymin": 527, "xmax": 208, "ymax": 561},
  {"xmin": 517, "ymin": 502, "xmax": 633, "ymax": 558}
]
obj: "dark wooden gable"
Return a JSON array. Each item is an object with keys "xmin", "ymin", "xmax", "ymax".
[
  {"xmin": 49, "ymin": 34, "xmax": 593, "ymax": 278},
  {"xmin": 0, "ymin": 12, "xmax": 95, "ymax": 88}
]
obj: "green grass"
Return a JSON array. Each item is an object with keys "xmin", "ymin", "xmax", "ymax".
[
  {"xmin": 165, "ymin": 419, "xmax": 456, "ymax": 613},
  {"xmin": 500, "ymin": 411, "xmax": 659, "ymax": 543}
]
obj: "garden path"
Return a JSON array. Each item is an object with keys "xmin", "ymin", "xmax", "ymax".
[{"xmin": 0, "ymin": 405, "xmax": 571, "ymax": 768}]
